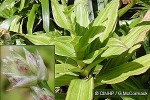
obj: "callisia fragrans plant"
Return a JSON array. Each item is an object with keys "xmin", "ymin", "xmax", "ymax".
[{"xmin": 1, "ymin": 47, "xmax": 54, "ymax": 100}]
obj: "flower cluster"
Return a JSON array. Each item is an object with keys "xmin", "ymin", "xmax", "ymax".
[{"xmin": 2, "ymin": 47, "xmax": 54, "ymax": 100}]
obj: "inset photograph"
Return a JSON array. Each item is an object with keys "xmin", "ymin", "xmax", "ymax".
[{"xmin": 0, "ymin": 45, "xmax": 54, "ymax": 100}]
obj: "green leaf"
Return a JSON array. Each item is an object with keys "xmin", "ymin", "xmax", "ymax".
[
  {"xmin": 24, "ymin": 34, "xmax": 51, "ymax": 45},
  {"xmin": 19, "ymin": 0, "xmax": 25, "ymax": 11},
  {"xmin": 24, "ymin": 31, "xmax": 60, "ymax": 44},
  {"xmin": 27, "ymin": 4, "xmax": 39, "ymax": 34},
  {"xmin": 25, "ymin": 33, "xmax": 76, "ymax": 57},
  {"xmin": 119, "ymin": 1, "xmax": 137, "ymax": 17},
  {"xmin": 76, "ymin": 26, "xmax": 105, "ymax": 59},
  {"xmin": 39, "ymin": 0, "xmax": 50, "ymax": 33},
  {"xmin": 101, "ymin": 37, "xmax": 128, "ymax": 57},
  {"xmin": 79, "ymin": 26, "xmax": 105, "ymax": 48},
  {"xmin": 51, "ymin": 0, "xmax": 77, "ymax": 36},
  {"xmin": 74, "ymin": 0, "xmax": 89, "ymax": 27},
  {"xmin": 54, "ymin": 41, "xmax": 76, "ymax": 58},
  {"xmin": 129, "ymin": 17, "xmax": 142, "ymax": 28},
  {"xmin": 83, "ymin": 47, "xmax": 107, "ymax": 64},
  {"xmin": 49, "ymin": 36, "xmax": 76, "ymax": 57},
  {"xmin": 95, "ymin": 54, "xmax": 150, "ymax": 85},
  {"xmin": 0, "ymin": 7, "xmax": 17, "ymax": 18},
  {"xmin": 92, "ymin": 0, "xmax": 119, "ymax": 42},
  {"xmin": 0, "ymin": 0, "xmax": 16, "ymax": 12},
  {"xmin": 66, "ymin": 77, "xmax": 94, "ymax": 100},
  {"xmin": 0, "ymin": 15, "xmax": 17, "ymax": 30},
  {"xmin": 74, "ymin": 0, "xmax": 90, "ymax": 34},
  {"xmin": 71, "ymin": 36, "xmax": 81, "ymax": 46},
  {"xmin": 53, "ymin": 36, "xmax": 73, "ymax": 43},
  {"xmin": 85, "ymin": 58, "xmax": 104, "ymax": 73},
  {"xmin": 102, "ymin": 22, "xmax": 150, "ymax": 57},
  {"xmin": 55, "ymin": 64, "xmax": 77, "ymax": 74},
  {"xmin": 93, "ymin": 64, "xmax": 103, "ymax": 75},
  {"xmin": 51, "ymin": 0, "xmax": 69, "ymax": 30},
  {"xmin": 56, "ymin": 55, "xmax": 77, "ymax": 66},
  {"xmin": 56, "ymin": 74, "xmax": 79, "ymax": 87},
  {"xmin": 9, "ymin": 16, "xmax": 21, "ymax": 32}
]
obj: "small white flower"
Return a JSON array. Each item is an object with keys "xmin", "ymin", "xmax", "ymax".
[{"xmin": 2, "ymin": 47, "xmax": 49, "ymax": 88}]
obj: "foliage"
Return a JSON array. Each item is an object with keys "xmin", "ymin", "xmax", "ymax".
[{"xmin": 0, "ymin": 0, "xmax": 150, "ymax": 100}]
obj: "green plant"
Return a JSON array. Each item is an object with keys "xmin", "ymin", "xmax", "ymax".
[
  {"xmin": 0, "ymin": 0, "xmax": 50, "ymax": 45},
  {"xmin": 22, "ymin": 0, "xmax": 150, "ymax": 100},
  {"xmin": 0, "ymin": 0, "xmax": 150, "ymax": 100}
]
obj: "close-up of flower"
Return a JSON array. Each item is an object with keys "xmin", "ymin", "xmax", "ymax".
[
  {"xmin": 2, "ymin": 47, "xmax": 48, "ymax": 88},
  {"xmin": 1, "ymin": 46, "xmax": 54, "ymax": 100}
]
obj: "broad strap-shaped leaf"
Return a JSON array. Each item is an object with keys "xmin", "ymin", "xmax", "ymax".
[
  {"xmin": 54, "ymin": 41, "xmax": 76, "ymax": 58},
  {"xmin": 27, "ymin": 4, "xmax": 39, "ymax": 34},
  {"xmin": 74, "ymin": 0, "xmax": 89, "ymax": 27},
  {"xmin": 79, "ymin": 26, "xmax": 105, "ymax": 49},
  {"xmin": 80, "ymin": 58, "xmax": 104, "ymax": 77},
  {"xmin": 66, "ymin": 77, "xmax": 93, "ymax": 100},
  {"xmin": 24, "ymin": 34, "xmax": 51, "ymax": 45},
  {"xmin": 39, "ymin": 0, "xmax": 50, "ymax": 33},
  {"xmin": 56, "ymin": 73, "xmax": 79, "ymax": 87},
  {"xmin": 95, "ymin": 54, "xmax": 150, "ymax": 85},
  {"xmin": 56, "ymin": 64, "xmax": 77, "ymax": 74},
  {"xmin": 19, "ymin": 0, "xmax": 30, "ymax": 11},
  {"xmin": 51, "ymin": 0, "xmax": 69, "ymax": 30},
  {"xmin": 83, "ymin": 47, "xmax": 107, "ymax": 64},
  {"xmin": 25, "ymin": 34, "xmax": 76, "ymax": 57},
  {"xmin": 102, "ymin": 22, "xmax": 150, "ymax": 57},
  {"xmin": 56, "ymin": 55, "xmax": 77, "ymax": 66},
  {"xmin": 122, "ymin": 22, "xmax": 150, "ymax": 47},
  {"xmin": 75, "ymin": 26, "xmax": 105, "ymax": 59},
  {"xmin": 19, "ymin": 0, "xmax": 26, "ymax": 11},
  {"xmin": 118, "ymin": 0, "xmax": 138, "ymax": 17},
  {"xmin": 92, "ymin": 0, "xmax": 119, "ymax": 42},
  {"xmin": 9, "ymin": 16, "xmax": 21, "ymax": 32},
  {"xmin": 49, "ymin": 36, "xmax": 76, "ymax": 57},
  {"xmin": 129, "ymin": 17, "xmax": 142, "ymax": 28},
  {"xmin": 74, "ymin": 0, "xmax": 90, "ymax": 34},
  {"xmin": 24, "ymin": 31, "xmax": 60, "ymax": 45},
  {"xmin": 0, "ymin": 15, "xmax": 17, "ymax": 30},
  {"xmin": 52, "ymin": 36, "xmax": 74, "ymax": 43},
  {"xmin": 101, "ymin": 37, "xmax": 128, "ymax": 57}
]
